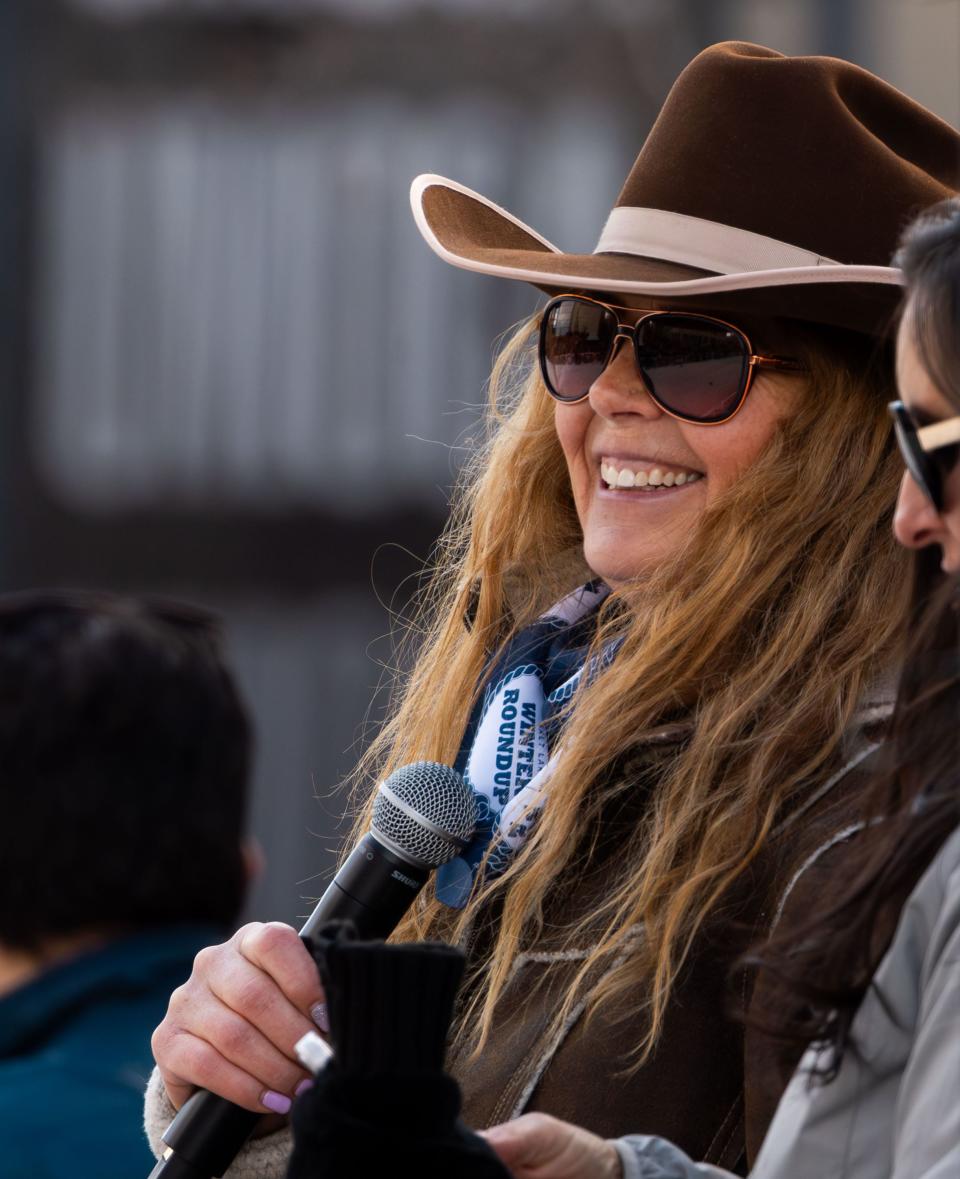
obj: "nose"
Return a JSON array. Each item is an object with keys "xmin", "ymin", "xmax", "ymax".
[
  {"xmin": 587, "ymin": 337, "xmax": 663, "ymax": 420},
  {"xmin": 893, "ymin": 469, "xmax": 942, "ymax": 550}
]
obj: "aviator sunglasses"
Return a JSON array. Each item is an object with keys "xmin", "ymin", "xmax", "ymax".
[
  {"xmin": 888, "ymin": 400, "xmax": 960, "ymax": 513},
  {"xmin": 539, "ymin": 294, "xmax": 806, "ymax": 425}
]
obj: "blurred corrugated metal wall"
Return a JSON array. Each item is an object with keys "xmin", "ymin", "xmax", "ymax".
[{"xmin": 34, "ymin": 91, "xmax": 623, "ymax": 512}]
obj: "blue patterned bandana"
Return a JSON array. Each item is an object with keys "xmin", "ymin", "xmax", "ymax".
[{"xmin": 436, "ymin": 581, "xmax": 621, "ymax": 909}]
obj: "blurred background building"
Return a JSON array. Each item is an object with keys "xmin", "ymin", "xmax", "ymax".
[{"xmin": 1, "ymin": 0, "xmax": 957, "ymax": 925}]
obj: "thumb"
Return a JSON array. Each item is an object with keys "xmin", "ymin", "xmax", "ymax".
[{"xmin": 482, "ymin": 1113, "xmax": 565, "ymax": 1172}]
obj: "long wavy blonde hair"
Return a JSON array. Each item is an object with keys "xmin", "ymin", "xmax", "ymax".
[{"xmin": 350, "ymin": 310, "xmax": 910, "ymax": 1064}]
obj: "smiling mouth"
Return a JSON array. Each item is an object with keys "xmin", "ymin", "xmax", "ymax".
[{"xmin": 599, "ymin": 458, "xmax": 704, "ymax": 490}]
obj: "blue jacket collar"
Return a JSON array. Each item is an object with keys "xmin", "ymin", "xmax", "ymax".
[{"xmin": 0, "ymin": 924, "xmax": 224, "ymax": 1058}]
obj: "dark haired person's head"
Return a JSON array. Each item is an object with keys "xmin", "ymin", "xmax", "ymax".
[
  {"xmin": 746, "ymin": 201, "xmax": 960, "ymax": 1073},
  {"xmin": 887, "ymin": 196, "xmax": 960, "ymax": 800},
  {"xmin": 0, "ymin": 591, "xmax": 251, "ymax": 953},
  {"xmin": 892, "ymin": 197, "xmax": 960, "ymax": 570},
  {"xmin": 896, "ymin": 196, "xmax": 960, "ymax": 406}
]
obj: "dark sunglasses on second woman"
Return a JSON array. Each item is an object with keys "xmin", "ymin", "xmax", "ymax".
[
  {"xmin": 888, "ymin": 400, "xmax": 960, "ymax": 512},
  {"xmin": 538, "ymin": 293, "xmax": 806, "ymax": 425}
]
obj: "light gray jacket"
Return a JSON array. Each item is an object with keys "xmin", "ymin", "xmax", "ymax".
[{"xmin": 617, "ymin": 825, "xmax": 960, "ymax": 1179}]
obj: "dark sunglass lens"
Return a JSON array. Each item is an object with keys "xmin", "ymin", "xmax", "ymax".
[
  {"xmin": 892, "ymin": 411, "xmax": 940, "ymax": 508},
  {"xmin": 636, "ymin": 316, "xmax": 749, "ymax": 422},
  {"xmin": 541, "ymin": 299, "xmax": 616, "ymax": 401},
  {"xmin": 935, "ymin": 444, "xmax": 960, "ymax": 484}
]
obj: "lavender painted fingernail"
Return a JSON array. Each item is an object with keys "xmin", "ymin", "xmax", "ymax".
[
  {"xmin": 311, "ymin": 1002, "xmax": 329, "ymax": 1033},
  {"xmin": 261, "ymin": 1089, "xmax": 292, "ymax": 1115},
  {"xmin": 294, "ymin": 1078, "xmax": 315, "ymax": 1097}
]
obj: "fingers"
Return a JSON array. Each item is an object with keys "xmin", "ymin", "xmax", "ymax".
[
  {"xmin": 482, "ymin": 1113, "xmax": 622, "ymax": 1179},
  {"xmin": 483, "ymin": 1114, "xmax": 565, "ymax": 1173},
  {"xmin": 234, "ymin": 922, "xmax": 325, "ymax": 1016},
  {"xmin": 152, "ymin": 922, "xmax": 325, "ymax": 1114},
  {"xmin": 153, "ymin": 1025, "xmax": 304, "ymax": 1115},
  {"xmin": 204, "ymin": 929, "xmax": 322, "ymax": 1061}
]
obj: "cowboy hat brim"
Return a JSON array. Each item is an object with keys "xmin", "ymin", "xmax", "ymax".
[{"xmin": 411, "ymin": 174, "xmax": 904, "ymax": 336}]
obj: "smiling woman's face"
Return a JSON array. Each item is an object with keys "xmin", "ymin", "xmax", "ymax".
[{"xmin": 554, "ymin": 312, "xmax": 803, "ymax": 585}]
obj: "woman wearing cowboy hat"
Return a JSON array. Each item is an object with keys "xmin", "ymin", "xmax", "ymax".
[
  {"xmin": 147, "ymin": 43, "xmax": 960, "ymax": 1176},
  {"xmin": 482, "ymin": 196, "xmax": 960, "ymax": 1179}
]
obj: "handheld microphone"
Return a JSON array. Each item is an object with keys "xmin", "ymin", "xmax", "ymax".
[{"xmin": 148, "ymin": 761, "xmax": 476, "ymax": 1179}]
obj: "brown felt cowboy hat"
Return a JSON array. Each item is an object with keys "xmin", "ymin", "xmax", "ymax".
[{"xmin": 411, "ymin": 41, "xmax": 960, "ymax": 336}]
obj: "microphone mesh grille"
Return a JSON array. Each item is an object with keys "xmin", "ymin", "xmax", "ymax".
[{"xmin": 371, "ymin": 761, "xmax": 476, "ymax": 869}]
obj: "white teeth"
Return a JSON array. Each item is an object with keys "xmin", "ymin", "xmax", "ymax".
[{"xmin": 600, "ymin": 461, "xmax": 702, "ymax": 489}]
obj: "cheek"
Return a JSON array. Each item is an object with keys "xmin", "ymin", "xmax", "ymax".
[
  {"xmin": 688, "ymin": 421, "xmax": 776, "ymax": 498},
  {"xmin": 691, "ymin": 376, "xmax": 796, "ymax": 495},
  {"xmin": 554, "ymin": 404, "xmax": 593, "ymax": 491}
]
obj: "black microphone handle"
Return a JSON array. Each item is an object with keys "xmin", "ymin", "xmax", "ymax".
[{"xmin": 148, "ymin": 833, "xmax": 429, "ymax": 1179}]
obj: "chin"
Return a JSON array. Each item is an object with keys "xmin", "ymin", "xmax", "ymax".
[{"xmin": 583, "ymin": 543, "xmax": 674, "ymax": 585}]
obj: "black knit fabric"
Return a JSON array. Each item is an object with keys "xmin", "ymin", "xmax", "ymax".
[
  {"xmin": 287, "ymin": 1071, "xmax": 511, "ymax": 1179},
  {"xmin": 310, "ymin": 923, "xmax": 465, "ymax": 1076},
  {"xmin": 286, "ymin": 923, "xmax": 510, "ymax": 1179}
]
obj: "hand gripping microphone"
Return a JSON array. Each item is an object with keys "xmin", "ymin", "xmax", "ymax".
[{"xmin": 148, "ymin": 761, "xmax": 477, "ymax": 1179}]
